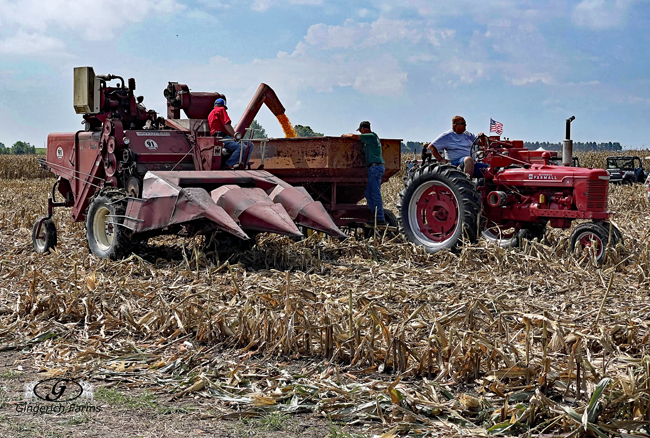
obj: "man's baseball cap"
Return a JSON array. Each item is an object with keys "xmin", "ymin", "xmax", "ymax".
[
  {"xmin": 214, "ymin": 98, "xmax": 227, "ymax": 109},
  {"xmin": 356, "ymin": 121, "xmax": 371, "ymax": 131}
]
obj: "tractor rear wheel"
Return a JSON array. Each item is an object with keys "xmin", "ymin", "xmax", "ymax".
[
  {"xmin": 569, "ymin": 222, "xmax": 609, "ymax": 264},
  {"xmin": 398, "ymin": 163, "xmax": 481, "ymax": 253},
  {"xmin": 86, "ymin": 190, "xmax": 133, "ymax": 260},
  {"xmin": 32, "ymin": 217, "xmax": 57, "ymax": 254}
]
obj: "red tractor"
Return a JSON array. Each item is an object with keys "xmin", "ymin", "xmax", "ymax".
[{"xmin": 399, "ymin": 117, "xmax": 621, "ymax": 263}]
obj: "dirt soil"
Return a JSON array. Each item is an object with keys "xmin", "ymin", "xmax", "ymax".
[{"xmin": 0, "ymin": 350, "xmax": 379, "ymax": 438}]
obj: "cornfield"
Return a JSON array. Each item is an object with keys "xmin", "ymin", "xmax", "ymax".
[
  {"xmin": 0, "ymin": 151, "xmax": 649, "ymax": 436},
  {"xmin": 0, "ymin": 155, "xmax": 51, "ymax": 179}
]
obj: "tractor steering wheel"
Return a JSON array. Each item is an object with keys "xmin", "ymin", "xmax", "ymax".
[{"xmin": 472, "ymin": 134, "xmax": 490, "ymax": 162}]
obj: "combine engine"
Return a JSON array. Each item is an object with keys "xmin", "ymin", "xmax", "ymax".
[
  {"xmin": 400, "ymin": 117, "xmax": 621, "ymax": 263},
  {"xmin": 33, "ymin": 67, "xmax": 348, "ymax": 259}
]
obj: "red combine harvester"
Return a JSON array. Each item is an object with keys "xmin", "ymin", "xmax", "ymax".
[
  {"xmin": 400, "ymin": 117, "xmax": 621, "ymax": 263},
  {"xmin": 33, "ymin": 67, "xmax": 401, "ymax": 259}
]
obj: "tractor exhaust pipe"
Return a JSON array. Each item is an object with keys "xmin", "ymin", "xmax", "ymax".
[{"xmin": 563, "ymin": 116, "xmax": 575, "ymax": 166}]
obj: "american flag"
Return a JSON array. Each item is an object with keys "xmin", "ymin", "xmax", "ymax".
[{"xmin": 490, "ymin": 118, "xmax": 503, "ymax": 135}]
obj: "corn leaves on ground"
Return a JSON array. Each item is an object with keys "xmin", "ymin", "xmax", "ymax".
[{"xmin": 0, "ymin": 152, "xmax": 649, "ymax": 437}]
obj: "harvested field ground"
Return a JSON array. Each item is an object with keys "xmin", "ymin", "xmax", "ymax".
[{"xmin": 0, "ymin": 152, "xmax": 649, "ymax": 437}]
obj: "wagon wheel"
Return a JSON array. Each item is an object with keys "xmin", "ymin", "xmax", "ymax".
[
  {"xmin": 398, "ymin": 163, "xmax": 481, "ymax": 253},
  {"xmin": 85, "ymin": 190, "xmax": 133, "ymax": 260},
  {"xmin": 32, "ymin": 216, "xmax": 57, "ymax": 254},
  {"xmin": 569, "ymin": 222, "xmax": 609, "ymax": 264}
]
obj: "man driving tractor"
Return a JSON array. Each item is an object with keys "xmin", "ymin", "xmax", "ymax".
[{"xmin": 426, "ymin": 116, "xmax": 487, "ymax": 178}]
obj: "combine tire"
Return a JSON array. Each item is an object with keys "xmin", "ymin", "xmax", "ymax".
[
  {"xmin": 86, "ymin": 190, "xmax": 133, "ymax": 260},
  {"xmin": 569, "ymin": 222, "xmax": 609, "ymax": 264},
  {"xmin": 398, "ymin": 163, "xmax": 481, "ymax": 253},
  {"xmin": 32, "ymin": 217, "xmax": 57, "ymax": 254}
]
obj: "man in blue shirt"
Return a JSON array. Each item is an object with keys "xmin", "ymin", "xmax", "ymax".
[{"xmin": 426, "ymin": 116, "xmax": 487, "ymax": 177}]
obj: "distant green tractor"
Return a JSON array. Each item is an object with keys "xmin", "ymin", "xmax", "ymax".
[{"xmin": 605, "ymin": 156, "xmax": 647, "ymax": 184}]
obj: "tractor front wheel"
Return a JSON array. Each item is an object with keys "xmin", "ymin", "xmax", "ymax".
[
  {"xmin": 569, "ymin": 222, "xmax": 609, "ymax": 264},
  {"xmin": 86, "ymin": 191, "xmax": 133, "ymax": 260},
  {"xmin": 600, "ymin": 221, "xmax": 623, "ymax": 247},
  {"xmin": 398, "ymin": 163, "xmax": 481, "ymax": 253},
  {"xmin": 32, "ymin": 217, "xmax": 57, "ymax": 254}
]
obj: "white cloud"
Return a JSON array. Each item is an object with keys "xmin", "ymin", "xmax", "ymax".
[
  {"xmin": 408, "ymin": 54, "xmax": 434, "ymax": 63},
  {"xmin": 507, "ymin": 73, "xmax": 554, "ymax": 86},
  {"xmin": 572, "ymin": 0, "xmax": 638, "ymax": 29},
  {"xmin": 185, "ymin": 9, "xmax": 217, "ymax": 21},
  {"xmin": 364, "ymin": 17, "xmax": 421, "ymax": 46},
  {"xmin": 0, "ymin": 31, "xmax": 65, "ymax": 55},
  {"xmin": 424, "ymin": 29, "xmax": 455, "ymax": 46},
  {"xmin": 0, "ymin": 0, "xmax": 185, "ymax": 40},
  {"xmin": 442, "ymin": 58, "xmax": 487, "ymax": 83},
  {"xmin": 196, "ymin": 0, "xmax": 233, "ymax": 8},
  {"xmin": 628, "ymin": 96, "xmax": 650, "ymax": 105},
  {"xmin": 251, "ymin": 0, "xmax": 322, "ymax": 12},
  {"xmin": 353, "ymin": 55, "xmax": 407, "ymax": 95},
  {"xmin": 304, "ymin": 20, "xmax": 367, "ymax": 49},
  {"xmin": 164, "ymin": 46, "xmax": 407, "ymax": 107},
  {"xmin": 302, "ymin": 18, "xmax": 422, "ymax": 51}
]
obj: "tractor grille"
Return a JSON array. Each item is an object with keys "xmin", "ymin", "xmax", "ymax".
[{"xmin": 586, "ymin": 180, "xmax": 607, "ymax": 210}]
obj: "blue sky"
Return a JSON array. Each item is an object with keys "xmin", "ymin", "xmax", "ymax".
[{"xmin": 1, "ymin": 0, "xmax": 649, "ymax": 149}]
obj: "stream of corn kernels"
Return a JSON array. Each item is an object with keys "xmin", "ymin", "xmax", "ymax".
[{"xmin": 276, "ymin": 114, "xmax": 297, "ymax": 138}]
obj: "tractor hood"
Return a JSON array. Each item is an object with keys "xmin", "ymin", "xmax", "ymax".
[{"xmin": 493, "ymin": 164, "xmax": 610, "ymax": 188}]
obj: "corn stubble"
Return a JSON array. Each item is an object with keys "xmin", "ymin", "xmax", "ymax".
[{"xmin": 0, "ymin": 153, "xmax": 649, "ymax": 436}]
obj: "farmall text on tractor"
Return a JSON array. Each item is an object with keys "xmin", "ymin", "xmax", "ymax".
[{"xmin": 33, "ymin": 67, "xmax": 619, "ymax": 263}]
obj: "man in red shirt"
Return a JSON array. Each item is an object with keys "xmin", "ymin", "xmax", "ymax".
[{"xmin": 208, "ymin": 98, "xmax": 253, "ymax": 169}]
